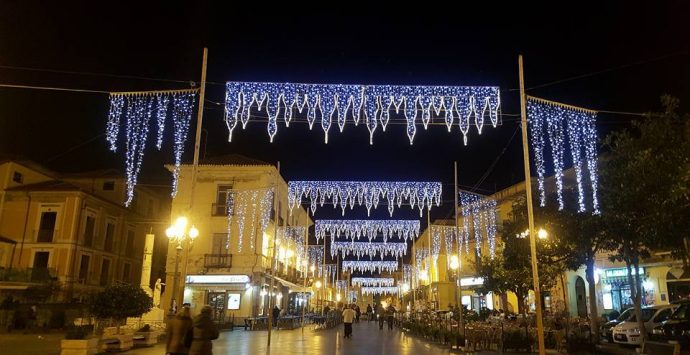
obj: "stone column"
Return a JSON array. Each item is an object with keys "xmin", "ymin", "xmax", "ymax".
[{"xmin": 140, "ymin": 233, "xmax": 154, "ymax": 294}]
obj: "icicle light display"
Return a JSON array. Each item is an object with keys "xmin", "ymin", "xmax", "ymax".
[
  {"xmin": 288, "ymin": 181, "xmax": 442, "ymax": 217},
  {"xmin": 351, "ymin": 277, "xmax": 395, "ymax": 287},
  {"xmin": 315, "ymin": 220, "xmax": 420, "ymax": 243},
  {"xmin": 225, "ymin": 81, "xmax": 500, "ymax": 145},
  {"xmin": 341, "ymin": 260, "xmax": 398, "ymax": 273},
  {"xmin": 277, "ymin": 226, "xmax": 306, "ymax": 259},
  {"xmin": 361, "ymin": 287, "xmax": 399, "ymax": 295},
  {"xmin": 527, "ymin": 96, "xmax": 600, "ymax": 214},
  {"xmin": 402, "ymin": 264, "xmax": 413, "ymax": 285},
  {"xmin": 330, "ymin": 241, "xmax": 407, "ymax": 260},
  {"xmin": 460, "ymin": 192, "xmax": 498, "ymax": 259},
  {"xmin": 430, "ymin": 225, "xmax": 457, "ymax": 266},
  {"xmin": 225, "ymin": 188, "xmax": 274, "ymax": 253},
  {"xmin": 336, "ymin": 280, "xmax": 349, "ymax": 295},
  {"xmin": 106, "ymin": 89, "xmax": 198, "ymax": 205},
  {"xmin": 415, "ymin": 247, "xmax": 430, "ymax": 273},
  {"xmin": 308, "ymin": 245, "xmax": 324, "ymax": 277},
  {"xmin": 324, "ymin": 264, "xmax": 338, "ymax": 287}
]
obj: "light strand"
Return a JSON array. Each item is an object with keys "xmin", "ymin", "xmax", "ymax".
[
  {"xmin": 361, "ymin": 286, "xmax": 399, "ymax": 295},
  {"xmin": 351, "ymin": 277, "xmax": 395, "ymax": 287},
  {"xmin": 316, "ymin": 220, "xmax": 420, "ymax": 243},
  {"xmin": 341, "ymin": 260, "xmax": 398, "ymax": 273},
  {"xmin": 224, "ymin": 188, "xmax": 274, "ymax": 253},
  {"xmin": 330, "ymin": 241, "xmax": 407, "ymax": 260}
]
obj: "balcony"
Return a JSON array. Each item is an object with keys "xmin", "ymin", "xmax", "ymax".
[
  {"xmin": 204, "ymin": 254, "xmax": 232, "ymax": 268},
  {"xmin": 0, "ymin": 267, "xmax": 56, "ymax": 283}
]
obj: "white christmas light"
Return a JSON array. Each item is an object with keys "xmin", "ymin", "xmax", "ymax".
[
  {"xmin": 415, "ymin": 247, "xmax": 430, "ymax": 273},
  {"xmin": 288, "ymin": 181, "xmax": 442, "ymax": 217},
  {"xmin": 351, "ymin": 277, "xmax": 395, "ymax": 287},
  {"xmin": 331, "ymin": 241, "xmax": 407, "ymax": 260},
  {"xmin": 225, "ymin": 187, "xmax": 274, "ymax": 253},
  {"xmin": 336, "ymin": 280, "xmax": 349, "ymax": 295},
  {"xmin": 341, "ymin": 260, "xmax": 398, "ymax": 273},
  {"xmin": 431, "ymin": 225, "xmax": 457, "ymax": 267},
  {"xmin": 107, "ymin": 90, "xmax": 198, "ymax": 206},
  {"xmin": 278, "ymin": 226, "xmax": 306, "ymax": 259},
  {"xmin": 402, "ymin": 264, "xmax": 413, "ymax": 285},
  {"xmin": 460, "ymin": 192, "xmax": 497, "ymax": 259},
  {"xmin": 324, "ymin": 264, "xmax": 338, "ymax": 287},
  {"xmin": 361, "ymin": 287, "xmax": 399, "ymax": 295},
  {"xmin": 308, "ymin": 246, "xmax": 324, "ymax": 277},
  {"xmin": 224, "ymin": 82, "xmax": 501, "ymax": 145},
  {"xmin": 316, "ymin": 220, "xmax": 420, "ymax": 243},
  {"xmin": 527, "ymin": 97, "xmax": 599, "ymax": 213}
]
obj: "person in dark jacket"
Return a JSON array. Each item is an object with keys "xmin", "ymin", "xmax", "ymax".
[
  {"xmin": 366, "ymin": 304, "xmax": 373, "ymax": 322},
  {"xmin": 272, "ymin": 306, "xmax": 281, "ymax": 330},
  {"xmin": 166, "ymin": 306, "xmax": 193, "ymax": 355},
  {"xmin": 386, "ymin": 305, "xmax": 396, "ymax": 330},
  {"xmin": 189, "ymin": 305, "xmax": 219, "ymax": 355}
]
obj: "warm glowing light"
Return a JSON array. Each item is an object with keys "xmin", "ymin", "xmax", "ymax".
[
  {"xmin": 302, "ymin": 260, "xmax": 308, "ymax": 267},
  {"xmin": 175, "ymin": 217, "xmax": 188, "ymax": 230},
  {"xmin": 166, "ymin": 226, "xmax": 176, "ymax": 239},
  {"xmin": 189, "ymin": 225, "xmax": 199, "ymax": 239},
  {"xmin": 286, "ymin": 250, "xmax": 294, "ymax": 258},
  {"xmin": 276, "ymin": 293, "xmax": 283, "ymax": 299},
  {"xmin": 449, "ymin": 255, "xmax": 460, "ymax": 270},
  {"xmin": 538, "ymin": 228, "xmax": 548, "ymax": 239},
  {"xmin": 315, "ymin": 280, "xmax": 322, "ymax": 289},
  {"xmin": 401, "ymin": 283, "xmax": 410, "ymax": 293},
  {"xmin": 419, "ymin": 271, "xmax": 429, "ymax": 281},
  {"xmin": 310, "ymin": 265, "xmax": 316, "ymax": 272},
  {"xmin": 260, "ymin": 290, "xmax": 267, "ymax": 297},
  {"xmin": 336, "ymin": 294, "xmax": 342, "ymax": 302}
]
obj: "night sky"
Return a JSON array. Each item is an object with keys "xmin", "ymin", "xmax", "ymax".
[{"xmin": 1, "ymin": 2, "xmax": 689, "ymax": 250}]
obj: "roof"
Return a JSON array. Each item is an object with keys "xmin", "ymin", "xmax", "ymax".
[
  {"xmin": 0, "ymin": 155, "xmax": 58, "ymax": 178},
  {"xmin": 5, "ymin": 180, "xmax": 84, "ymax": 192},
  {"xmin": 197, "ymin": 153, "xmax": 272, "ymax": 167},
  {"xmin": 60, "ymin": 168, "xmax": 123, "ymax": 179}
]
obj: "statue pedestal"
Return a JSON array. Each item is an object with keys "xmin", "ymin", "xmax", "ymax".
[{"xmin": 127, "ymin": 307, "xmax": 166, "ymax": 330}]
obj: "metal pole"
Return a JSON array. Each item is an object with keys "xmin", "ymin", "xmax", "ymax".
[
  {"xmin": 454, "ymin": 161, "xmax": 465, "ymax": 333},
  {"xmin": 267, "ymin": 162, "xmax": 280, "ymax": 346},
  {"xmin": 169, "ymin": 245, "xmax": 181, "ymax": 314},
  {"xmin": 518, "ymin": 54, "xmax": 546, "ymax": 355},
  {"xmin": 321, "ymin": 236, "xmax": 326, "ymax": 315},
  {"xmin": 427, "ymin": 209, "xmax": 433, "ymax": 307}
]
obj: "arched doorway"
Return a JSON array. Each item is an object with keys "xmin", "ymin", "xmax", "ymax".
[{"xmin": 575, "ymin": 276, "xmax": 587, "ymax": 317}]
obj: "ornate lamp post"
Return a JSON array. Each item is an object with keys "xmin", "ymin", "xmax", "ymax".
[{"xmin": 166, "ymin": 216, "xmax": 199, "ymax": 314}]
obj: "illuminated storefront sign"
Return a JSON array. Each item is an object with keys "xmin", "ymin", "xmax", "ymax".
[
  {"xmin": 186, "ymin": 275, "xmax": 250, "ymax": 284},
  {"xmin": 604, "ymin": 268, "xmax": 644, "ymax": 278},
  {"xmin": 460, "ymin": 277, "xmax": 485, "ymax": 286}
]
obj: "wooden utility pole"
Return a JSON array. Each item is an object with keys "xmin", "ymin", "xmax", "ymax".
[
  {"xmin": 518, "ymin": 55, "xmax": 546, "ymax": 355},
  {"xmin": 267, "ymin": 162, "xmax": 280, "ymax": 346},
  {"xmin": 189, "ymin": 47, "xmax": 208, "ymax": 208},
  {"xmin": 454, "ymin": 161, "xmax": 464, "ymax": 333}
]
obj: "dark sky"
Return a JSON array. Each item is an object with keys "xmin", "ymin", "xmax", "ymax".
[{"xmin": 0, "ymin": 1, "xmax": 689, "ymax": 229}]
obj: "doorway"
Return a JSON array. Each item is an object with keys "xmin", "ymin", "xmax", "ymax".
[
  {"xmin": 575, "ymin": 276, "xmax": 587, "ymax": 317},
  {"xmin": 208, "ymin": 292, "xmax": 226, "ymax": 323}
]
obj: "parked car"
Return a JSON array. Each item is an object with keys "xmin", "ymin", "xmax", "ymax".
[
  {"xmin": 652, "ymin": 300, "xmax": 690, "ymax": 346},
  {"xmin": 601, "ymin": 308, "xmax": 633, "ymax": 342},
  {"xmin": 612, "ymin": 305, "xmax": 675, "ymax": 345}
]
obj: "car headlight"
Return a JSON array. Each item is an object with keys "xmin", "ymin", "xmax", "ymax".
[{"xmin": 627, "ymin": 328, "xmax": 641, "ymax": 334}]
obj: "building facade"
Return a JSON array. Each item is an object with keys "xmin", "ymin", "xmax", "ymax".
[
  {"xmin": 161, "ymin": 154, "xmax": 314, "ymax": 323},
  {"xmin": 0, "ymin": 159, "xmax": 169, "ymax": 302}
]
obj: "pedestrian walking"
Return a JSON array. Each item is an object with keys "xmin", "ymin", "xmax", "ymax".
[
  {"xmin": 366, "ymin": 304, "xmax": 373, "ymax": 322},
  {"xmin": 376, "ymin": 304, "xmax": 384, "ymax": 330},
  {"xmin": 189, "ymin": 305, "xmax": 219, "ymax": 355},
  {"xmin": 342, "ymin": 304, "xmax": 356, "ymax": 339},
  {"xmin": 355, "ymin": 305, "xmax": 361, "ymax": 323},
  {"xmin": 386, "ymin": 305, "xmax": 396, "ymax": 330},
  {"xmin": 272, "ymin": 306, "xmax": 280, "ymax": 330},
  {"xmin": 166, "ymin": 306, "xmax": 193, "ymax": 355}
]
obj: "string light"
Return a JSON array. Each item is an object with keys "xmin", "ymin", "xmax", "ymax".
[
  {"xmin": 460, "ymin": 192, "xmax": 497, "ymax": 259},
  {"xmin": 402, "ymin": 264, "xmax": 413, "ymax": 285},
  {"xmin": 431, "ymin": 226, "xmax": 442, "ymax": 266},
  {"xmin": 336, "ymin": 280, "xmax": 349, "ymax": 295},
  {"xmin": 415, "ymin": 247, "xmax": 429, "ymax": 273},
  {"xmin": 224, "ymin": 188, "xmax": 274, "ymax": 253},
  {"xmin": 278, "ymin": 226, "xmax": 307, "ymax": 259},
  {"xmin": 106, "ymin": 90, "xmax": 198, "ymax": 205},
  {"xmin": 527, "ymin": 97, "xmax": 600, "ymax": 213},
  {"xmin": 351, "ymin": 277, "xmax": 395, "ymax": 287},
  {"xmin": 324, "ymin": 264, "xmax": 338, "ymax": 287},
  {"xmin": 288, "ymin": 181, "xmax": 442, "ymax": 217},
  {"xmin": 315, "ymin": 220, "xmax": 420, "ymax": 243},
  {"xmin": 431, "ymin": 225, "xmax": 456, "ymax": 267},
  {"xmin": 341, "ymin": 260, "xmax": 398, "ymax": 273},
  {"xmin": 361, "ymin": 287, "xmax": 399, "ymax": 295},
  {"xmin": 330, "ymin": 241, "xmax": 407, "ymax": 260},
  {"xmin": 224, "ymin": 81, "xmax": 501, "ymax": 145},
  {"xmin": 308, "ymin": 245, "xmax": 324, "ymax": 277}
]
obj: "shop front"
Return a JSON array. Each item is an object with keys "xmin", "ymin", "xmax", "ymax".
[
  {"xmin": 599, "ymin": 267, "xmax": 651, "ymax": 312},
  {"xmin": 183, "ymin": 274, "xmax": 253, "ymax": 322}
]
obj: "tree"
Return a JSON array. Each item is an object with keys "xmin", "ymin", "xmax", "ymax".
[
  {"xmin": 600, "ymin": 96, "xmax": 690, "ymax": 342},
  {"xmin": 91, "ymin": 283, "xmax": 153, "ymax": 334},
  {"xmin": 477, "ymin": 197, "xmax": 565, "ymax": 315}
]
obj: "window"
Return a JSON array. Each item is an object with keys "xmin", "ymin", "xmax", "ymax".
[
  {"xmin": 214, "ymin": 185, "xmax": 234, "ymax": 216},
  {"xmin": 100, "ymin": 259, "xmax": 111, "ymax": 286},
  {"xmin": 655, "ymin": 308, "xmax": 673, "ymax": 323},
  {"xmin": 212, "ymin": 233, "xmax": 227, "ymax": 255},
  {"xmin": 32, "ymin": 252, "xmax": 50, "ymax": 282},
  {"xmin": 12, "ymin": 171, "xmax": 23, "ymax": 183},
  {"xmin": 125, "ymin": 230, "xmax": 135, "ymax": 255},
  {"xmin": 122, "ymin": 263, "xmax": 131, "ymax": 283},
  {"xmin": 146, "ymin": 199, "xmax": 154, "ymax": 217},
  {"xmin": 104, "ymin": 222, "xmax": 115, "ymax": 252},
  {"xmin": 83, "ymin": 215, "xmax": 95, "ymax": 247},
  {"xmin": 37, "ymin": 211, "xmax": 57, "ymax": 242},
  {"xmin": 102, "ymin": 181, "xmax": 115, "ymax": 191},
  {"xmin": 78, "ymin": 255, "xmax": 90, "ymax": 283}
]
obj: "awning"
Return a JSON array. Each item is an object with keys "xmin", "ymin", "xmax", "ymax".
[{"xmin": 265, "ymin": 274, "xmax": 308, "ymax": 292}]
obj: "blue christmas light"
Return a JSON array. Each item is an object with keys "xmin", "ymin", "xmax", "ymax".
[
  {"xmin": 460, "ymin": 192, "xmax": 497, "ymax": 259},
  {"xmin": 288, "ymin": 181, "xmax": 442, "ymax": 217},
  {"xmin": 361, "ymin": 287, "xmax": 399, "ymax": 295},
  {"xmin": 342, "ymin": 260, "xmax": 398, "ymax": 273},
  {"xmin": 351, "ymin": 277, "xmax": 395, "ymax": 287},
  {"xmin": 224, "ymin": 82, "xmax": 501, "ymax": 145},
  {"xmin": 330, "ymin": 241, "xmax": 408, "ymax": 260}
]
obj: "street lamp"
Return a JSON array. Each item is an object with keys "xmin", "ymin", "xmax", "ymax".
[
  {"xmin": 449, "ymin": 254, "xmax": 464, "ymax": 342},
  {"xmin": 314, "ymin": 280, "xmax": 322, "ymax": 314},
  {"xmin": 166, "ymin": 216, "xmax": 199, "ymax": 314}
]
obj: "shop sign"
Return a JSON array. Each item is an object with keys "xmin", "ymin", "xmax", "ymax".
[
  {"xmin": 460, "ymin": 277, "xmax": 484, "ymax": 286},
  {"xmin": 604, "ymin": 268, "xmax": 644, "ymax": 278},
  {"xmin": 186, "ymin": 275, "xmax": 250, "ymax": 284}
]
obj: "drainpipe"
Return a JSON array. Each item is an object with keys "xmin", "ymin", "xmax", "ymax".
[{"xmin": 17, "ymin": 193, "xmax": 32, "ymax": 267}]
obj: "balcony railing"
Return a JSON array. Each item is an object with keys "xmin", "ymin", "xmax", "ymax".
[
  {"xmin": 204, "ymin": 254, "xmax": 232, "ymax": 268},
  {"xmin": 0, "ymin": 267, "xmax": 56, "ymax": 283}
]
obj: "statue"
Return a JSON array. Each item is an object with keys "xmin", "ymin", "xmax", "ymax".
[{"xmin": 153, "ymin": 278, "xmax": 163, "ymax": 308}]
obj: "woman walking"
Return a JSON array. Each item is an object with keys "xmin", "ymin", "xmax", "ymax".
[
  {"xmin": 189, "ymin": 305, "xmax": 220, "ymax": 355},
  {"xmin": 166, "ymin": 306, "xmax": 193, "ymax": 355}
]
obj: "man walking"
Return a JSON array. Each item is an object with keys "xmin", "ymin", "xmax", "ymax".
[
  {"xmin": 366, "ymin": 304, "xmax": 373, "ymax": 322},
  {"xmin": 342, "ymin": 304, "xmax": 356, "ymax": 339},
  {"xmin": 376, "ymin": 303, "xmax": 385, "ymax": 330}
]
